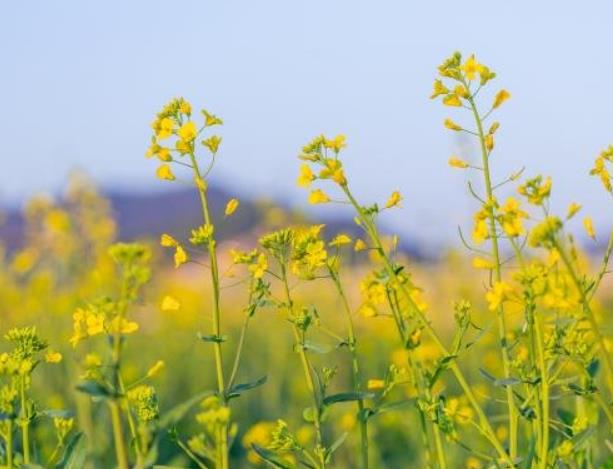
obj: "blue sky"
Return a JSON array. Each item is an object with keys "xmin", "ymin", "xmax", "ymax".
[{"xmin": 2, "ymin": 1, "xmax": 612, "ymax": 243}]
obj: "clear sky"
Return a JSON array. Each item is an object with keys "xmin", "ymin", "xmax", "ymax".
[{"xmin": 2, "ymin": 1, "xmax": 612, "ymax": 244}]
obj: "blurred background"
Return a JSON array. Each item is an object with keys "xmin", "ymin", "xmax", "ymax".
[{"xmin": 2, "ymin": 1, "xmax": 612, "ymax": 251}]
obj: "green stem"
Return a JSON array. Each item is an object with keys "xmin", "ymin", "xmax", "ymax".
[
  {"xmin": 188, "ymin": 151, "xmax": 229, "ymax": 469},
  {"xmin": 19, "ymin": 376, "xmax": 30, "ymax": 464},
  {"xmin": 342, "ymin": 185, "xmax": 512, "ymax": 466},
  {"xmin": 553, "ymin": 239, "xmax": 613, "ymax": 396},
  {"xmin": 588, "ymin": 224, "xmax": 613, "ymax": 301},
  {"xmin": 530, "ymin": 309, "xmax": 550, "ymax": 469},
  {"xmin": 227, "ymin": 283, "xmax": 255, "ymax": 392},
  {"xmin": 466, "ymin": 86, "xmax": 517, "ymax": 460},
  {"xmin": 109, "ymin": 401, "xmax": 130, "ymax": 469},
  {"xmin": 388, "ymin": 290, "xmax": 438, "ymax": 468},
  {"xmin": 330, "ymin": 269, "xmax": 369, "ymax": 469},
  {"xmin": 7, "ymin": 420, "xmax": 13, "ymax": 469},
  {"xmin": 432, "ymin": 422, "xmax": 446, "ymax": 469},
  {"xmin": 510, "ymin": 239, "xmax": 543, "ymax": 460},
  {"xmin": 280, "ymin": 264, "xmax": 326, "ymax": 469},
  {"xmin": 177, "ymin": 438, "xmax": 209, "ymax": 469}
]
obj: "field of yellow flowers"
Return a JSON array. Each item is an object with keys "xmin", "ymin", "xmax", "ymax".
[{"xmin": 0, "ymin": 52, "xmax": 612, "ymax": 469}]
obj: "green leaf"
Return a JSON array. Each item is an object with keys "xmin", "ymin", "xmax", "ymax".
[
  {"xmin": 301, "ymin": 341, "xmax": 331, "ymax": 354},
  {"xmin": 158, "ymin": 390, "xmax": 214, "ymax": 429},
  {"xmin": 55, "ymin": 432, "xmax": 86, "ymax": 469},
  {"xmin": 302, "ymin": 406, "xmax": 316, "ymax": 423},
  {"xmin": 323, "ymin": 392, "xmax": 375, "ymax": 407},
  {"xmin": 587, "ymin": 359, "xmax": 600, "ymax": 378},
  {"xmin": 251, "ymin": 445, "xmax": 295, "ymax": 469},
  {"xmin": 153, "ymin": 466, "xmax": 190, "ymax": 469},
  {"xmin": 75, "ymin": 380, "xmax": 114, "ymax": 399},
  {"xmin": 571, "ymin": 426, "xmax": 596, "ymax": 449},
  {"xmin": 325, "ymin": 432, "xmax": 348, "ymax": 462},
  {"xmin": 369, "ymin": 399, "xmax": 415, "ymax": 419},
  {"xmin": 494, "ymin": 377, "xmax": 521, "ymax": 388},
  {"xmin": 227, "ymin": 375, "xmax": 267, "ymax": 399},
  {"xmin": 41, "ymin": 409, "xmax": 75, "ymax": 419},
  {"xmin": 197, "ymin": 333, "xmax": 227, "ymax": 343},
  {"xmin": 478, "ymin": 368, "xmax": 496, "ymax": 383}
]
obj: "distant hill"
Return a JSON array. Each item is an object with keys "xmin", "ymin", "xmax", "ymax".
[{"xmin": 0, "ymin": 184, "xmax": 426, "ymax": 259}]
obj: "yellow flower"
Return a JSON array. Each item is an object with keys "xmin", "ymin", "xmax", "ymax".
[
  {"xmin": 329, "ymin": 234, "xmax": 352, "ymax": 247},
  {"xmin": 461, "ymin": 54, "xmax": 484, "ymax": 81},
  {"xmin": 472, "ymin": 206, "xmax": 491, "ymax": 244},
  {"xmin": 485, "ymin": 281, "xmax": 514, "ymax": 311},
  {"xmin": 331, "ymin": 168, "xmax": 346, "ymax": 185},
  {"xmin": 557, "ymin": 440, "xmax": 573, "ymax": 459},
  {"xmin": 367, "ymin": 379, "xmax": 385, "ymax": 390},
  {"xmin": 325, "ymin": 134, "xmax": 346, "ymax": 153},
  {"xmin": 518, "ymin": 176, "xmax": 552, "ymax": 205},
  {"xmin": 195, "ymin": 176, "xmax": 207, "ymax": 191},
  {"xmin": 472, "ymin": 257, "xmax": 494, "ymax": 270},
  {"xmin": 485, "ymin": 134, "xmax": 494, "ymax": 151},
  {"xmin": 590, "ymin": 156, "xmax": 612, "ymax": 192},
  {"xmin": 454, "ymin": 84, "xmax": 469, "ymax": 99},
  {"xmin": 179, "ymin": 101, "xmax": 192, "ymax": 115},
  {"xmin": 45, "ymin": 351, "xmax": 63, "ymax": 363},
  {"xmin": 161, "ymin": 295, "xmax": 181, "ymax": 311},
  {"xmin": 493, "ymin": 89, "xmax": 511, "ymax": 109},
  {"xmin": 443, "ymin": 94, "xmax": 462, "ymax": 107},
  {"xmin": 156, "ymin": 164, "xmax": 175, "ymax": 181},
  {"xmin": 583, "ymin": 216, "xmax": 596, "ymax": 239},
  {"xmin": 385, "ymin": 190, "xmax": 403, "ymax": 209},
  {"xmin": 157, "ymin": 147, "xmax": 171, "ymax": 162},
  {"xmin": 297, "ymin": 164, "xmax": 315, "ymax": 187},
  {"xmin": 178, "ymin": 121, "xmax": 198, "ymax": 142},
  {"xmin": 175, "ymin": 139, "xmax": 190, "ymax": 154},
  {"xmin": 354, "ymin": 239, "xmax": 368, "ymax": 251},
  {"xmin": 249, "ymin": 253, "xmax": 268, "ymax": 279},
  {"xmin": 202, "ymin": 110, "xmax": 223, "ymax": 127},
  {"xmin": 109, "ymin": 317, "xmax": 139, "ymax": 335},
  {"xmin": 174, "ymin": 245, "xmax": 188, "ymax": 268},
  {"xmin": 308, "ymin": 189, "xmax": 330, "ymax": 204},
  {"xmin": 160, "ymin": 233, "xmax": 178, "ymax": 247},
  {"xmin": 85, "ymin": 353, "xmax": 102, "ymax": 367},
  {"xmin": 202, "ymin": 135, "xmax": 222, "ymax": 153},
  {"xmin": 444, "ymin": 118, "xmax": 462, "ymax": 131},
  {"xmin": 85, "ymin": 312, "xmax": 105, "ymax": 336},
  {"xmin": 430, "ymin": 79, "xmax": 449, "ymax": 99},
  {"xmin": 225, "ymin": 198, "xmax": 239, "ymax": 216},
  {"xmin": 498, "ymin": 197, "xmax": 528, "ymax": 237},
  {"xmin": 146, "ymin": 360, "xmax": 165, "ymax": 378},
  {"xmin": 566, "ymin": 202, "xmax": 581, "ymax": 219},
  {"xmin": 154, "ymin": 117, "xmax": 174, "ymax": 139},
  {"xmin": 448, "ymin": 156, "xmax": 469, "ymax": 169}
]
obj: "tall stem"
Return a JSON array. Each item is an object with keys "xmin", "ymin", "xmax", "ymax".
[
  {"xmin": 188, "ymin": 152, "xmax": 229, "ymax": 468},
  {"xmin": 553, "ymin": 239, "xmax": 613, "ymax": 396},
  {"xmin": 19, "ymin": 376, "xmax": 30, "ymax": 464},
  {"xmin": 342, "ymin": 185, "xmax": 512, "ymax": 466},
  {"xmin": 534, "ymin": 314, "xmax": 549, "ymax": 469},
  {"xmin": 466, "ymin": 86, "xmax": 517, "ymax": 459},
  {"xmin": 510, "ymin": 240, "xmax": 543, "ymax": 460},
  {"xmin": 7, "ymin": 420, "xmax": 14, "ymax": 469},
  {"xmin": 280, "ymin": 265, "xmax": 326, "ymax": 469},
  {"xmin": 388, "ymin": 290, "xmax": 439, "ymax": 468},
  {"xmin": 330, "ymin": 269, "xmax": 369, "ymax": 469},
  {"xmin": 109, "ymin": 401, "xmax": 130, "ymax": 469}
]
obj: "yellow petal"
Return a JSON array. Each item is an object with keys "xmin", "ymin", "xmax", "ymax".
[{"xmin": 225, "ymin": 198, "xmax": 240, "ymax": 216}]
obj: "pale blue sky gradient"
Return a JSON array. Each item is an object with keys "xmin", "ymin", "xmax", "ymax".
[{"xmin": 2, "ymin": 1, "xmax": 612, "ymax": 243}]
